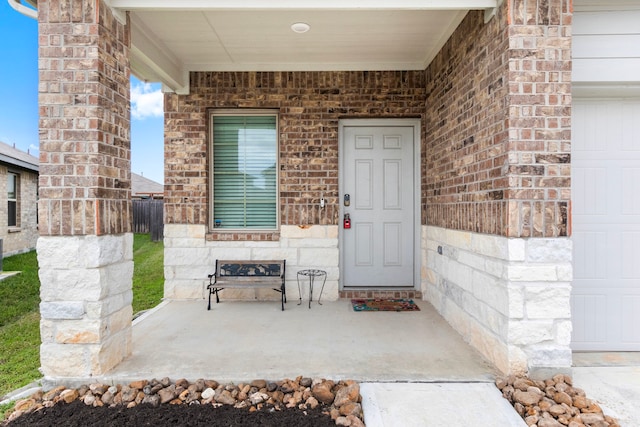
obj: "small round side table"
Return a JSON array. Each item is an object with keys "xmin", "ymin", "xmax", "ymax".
[{"xmin": 296, "ymin": 269, "xmax": 327, "ymax": 309}]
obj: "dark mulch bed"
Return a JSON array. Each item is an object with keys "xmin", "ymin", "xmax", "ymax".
[{"xmin": 3, "ymin": 400, "xmax": 336, "ymax": 427}]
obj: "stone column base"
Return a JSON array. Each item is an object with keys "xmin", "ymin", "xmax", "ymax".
[{"xmin": 37, "ymin": 234, "xmax": 133, "ymax": 378}]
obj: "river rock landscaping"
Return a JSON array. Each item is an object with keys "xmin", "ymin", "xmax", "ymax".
[
  {"xmin": 497, "ymin": 374, "xmax": 620, "ymax": 427},
  {"xmin": 2, "ymin": 377, "xmax": 364, "ymax": 427},
  {"xmin": 2, "ymin": 374, "xmax": 622, "ymax": 426}
]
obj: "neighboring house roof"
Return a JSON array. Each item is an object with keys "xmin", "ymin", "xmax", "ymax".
[
  {"xmin": 131, "ymin": 172, "xmax": 164, "ymax": 198},
  {"xmin": 0, "ymin": 141, "xmax": 39, "ymax": 173}
]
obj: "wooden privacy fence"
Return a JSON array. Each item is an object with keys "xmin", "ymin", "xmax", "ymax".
[{"xmin": 132, "ymin": 199, "xmax": 164, "ymax": 241}]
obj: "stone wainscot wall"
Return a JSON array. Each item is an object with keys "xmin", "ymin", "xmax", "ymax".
[
  {"xmin": 423, "ymin": 226, "xmax": 572, "ymax": 376},
  {"xmin": 165, "ymin": 224, "xmax": 339, "ymax": 302}
]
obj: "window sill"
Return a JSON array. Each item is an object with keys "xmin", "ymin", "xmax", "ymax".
[
  {"xmin": 206, "ymin": 231, "xmax": 280, "ymax": 242},
  {"xmin": 8, "ymin": 227, "xmax": 21, "ymax": 233}
]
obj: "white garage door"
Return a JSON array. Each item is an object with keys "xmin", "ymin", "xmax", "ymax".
[{"xmin": 571, "ymin": 98, "xmax": 640, "ymax": 351}]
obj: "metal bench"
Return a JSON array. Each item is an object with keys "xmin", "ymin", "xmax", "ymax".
[{"xmin": 207, "ymin": 260, "xmax": 287, "ymax": 311}]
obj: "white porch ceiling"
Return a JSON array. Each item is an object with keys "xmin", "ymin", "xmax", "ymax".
[{"xmin": 106, "ymin": 1, "xmax": 498, "ymax": 93}]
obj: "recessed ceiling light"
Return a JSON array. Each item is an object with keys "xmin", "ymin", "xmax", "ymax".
[{"xmin": 291, "ymin": 22, "xmax": 310, "ymax": 33}]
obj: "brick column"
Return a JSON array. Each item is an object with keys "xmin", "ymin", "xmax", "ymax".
[
  {"xmin": 37, "ymin": 0, "xmax": 133, "ymax": 380},
  {"xmin": 504, "ymin": 0, "xmax": 573, "ymax": 377},
  {"xmin": 505, "ymin": 0, "xmax": 572, "ymax": 239}
]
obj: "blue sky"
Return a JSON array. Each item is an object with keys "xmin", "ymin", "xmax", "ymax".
[{"xmin": 0, "ymin": 1, "xmax": 165, "ymax": 184}]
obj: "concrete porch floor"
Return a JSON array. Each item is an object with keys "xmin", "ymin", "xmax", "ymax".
[{"xmin": 104, "ymin": 298, "xmax": 499, "ymax": 384}]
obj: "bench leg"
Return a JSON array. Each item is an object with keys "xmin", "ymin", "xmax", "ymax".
[{"xmin": 207, "ymin": 288, "xmax": 221, "ymax": 310}]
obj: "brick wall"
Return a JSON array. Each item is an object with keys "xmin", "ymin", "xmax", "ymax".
[
  {"xmin": 424, "ymin": 2, "xmax": 572, "ymax": 238},
  {"xmin": 165, "ymin": 3, "xmax": 571, "ymax": 240},
  {"xmin": 38, "ymin": 0, "xmax": 131, "ymax": 236},
  {"xmin": 164, "ymin": 71, "xmax": 426, "ymax": 233},
  {"xmin": 507, "ymin": 0, "xmax": 572, "ymax": 238}
]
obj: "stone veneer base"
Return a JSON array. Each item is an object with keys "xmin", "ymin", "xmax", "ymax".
[
  {"xmin": 37, "ymin": 234, "xmax": 134, "ymax": 378},
  {"xmin": 422, "ymin": 225, "xmax": 573, "ymax": 376}
]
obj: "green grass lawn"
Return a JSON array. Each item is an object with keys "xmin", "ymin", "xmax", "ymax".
[
  {"xmin": 0, "ymin": 234, "xmax": 164, "ymax": 410},
  {"xmin": 0, "ymin": 251, "xmax": 41, "ymax": 402},
  {"xmin": 132, "ymin": 233, "xmax": 164, "ymax": 315},
  {"xmin": 0, "ymin": 251, "xmax": 40, "ymax": 328}
]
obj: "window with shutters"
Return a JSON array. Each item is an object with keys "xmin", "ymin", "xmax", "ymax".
[{"xmin": 210, "ymin": 111, "xmax": 278, "ymax": 231}]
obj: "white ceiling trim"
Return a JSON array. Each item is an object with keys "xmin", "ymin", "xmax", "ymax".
[
  {"xmin": 421, "ymin": 10, "xmax": 467, "ymax": 69},
  {"xmin": 103, "ymin": 0, "xmax": 127, "ymax": 24},
  {"xmin": 183, "ymin": 61, "xmax": 429, "ymax": 73},
  {"xmin": 129, "ymin": 13, "xmax": 188, "ymax": 93},
  {"xmin": 130, "ymin": 46, "xmax": 189, "ymax": 93},
  {"xmin": 121, "ymin": 1, "xmax": 499, "ymax": 93},
  {"xmin": 109, "ymin": 0, "xmax": 497, "ymax": 11}
]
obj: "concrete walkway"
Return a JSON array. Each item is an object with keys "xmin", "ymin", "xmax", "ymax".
[
  {"xmin": 361, "ymin": 382, "xmax": 527, "ymax": 426},
  {"xmin": 572, "ymin": 353, "xmax": 640, "ymax": 427}
]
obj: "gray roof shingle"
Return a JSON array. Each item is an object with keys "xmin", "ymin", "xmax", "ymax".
[
  {"xmin": 0, "ymin": 141, "xmax": 39, "ymax": 172},
  {"xmin": 132, "ymin": 172, "xmax": 164, "ymax": 198}
]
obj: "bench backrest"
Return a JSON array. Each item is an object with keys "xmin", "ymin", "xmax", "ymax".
[{"xmin": 216, "ymin": 260, "xmax": 285, "ymax": 278}]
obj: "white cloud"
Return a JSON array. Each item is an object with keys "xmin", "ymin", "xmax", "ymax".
[
  {"xmin": 130, "ymin": 82, "xmax": 163, "ymax": 120},
  {"xmin": 29, "ymin": 144, "xmax": 39, "ymax": 153}
]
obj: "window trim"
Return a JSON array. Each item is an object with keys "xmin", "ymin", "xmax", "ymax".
[
  {"xmin": 208, "ymin": 109, "xmax": 280, "ymax": 233},
  {"xmin": 7, "ymin": 171, "xmax": 19, "ymax": 229}
]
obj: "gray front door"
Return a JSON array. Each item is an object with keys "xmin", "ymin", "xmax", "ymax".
[{"xmin": 340, "ymin": 121, "xmax": 417, "ymax": 287}]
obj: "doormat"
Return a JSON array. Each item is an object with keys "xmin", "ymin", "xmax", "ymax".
[{"xmin": 351, "ymin": 298, "xmax": 420, "ymax": 312}]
